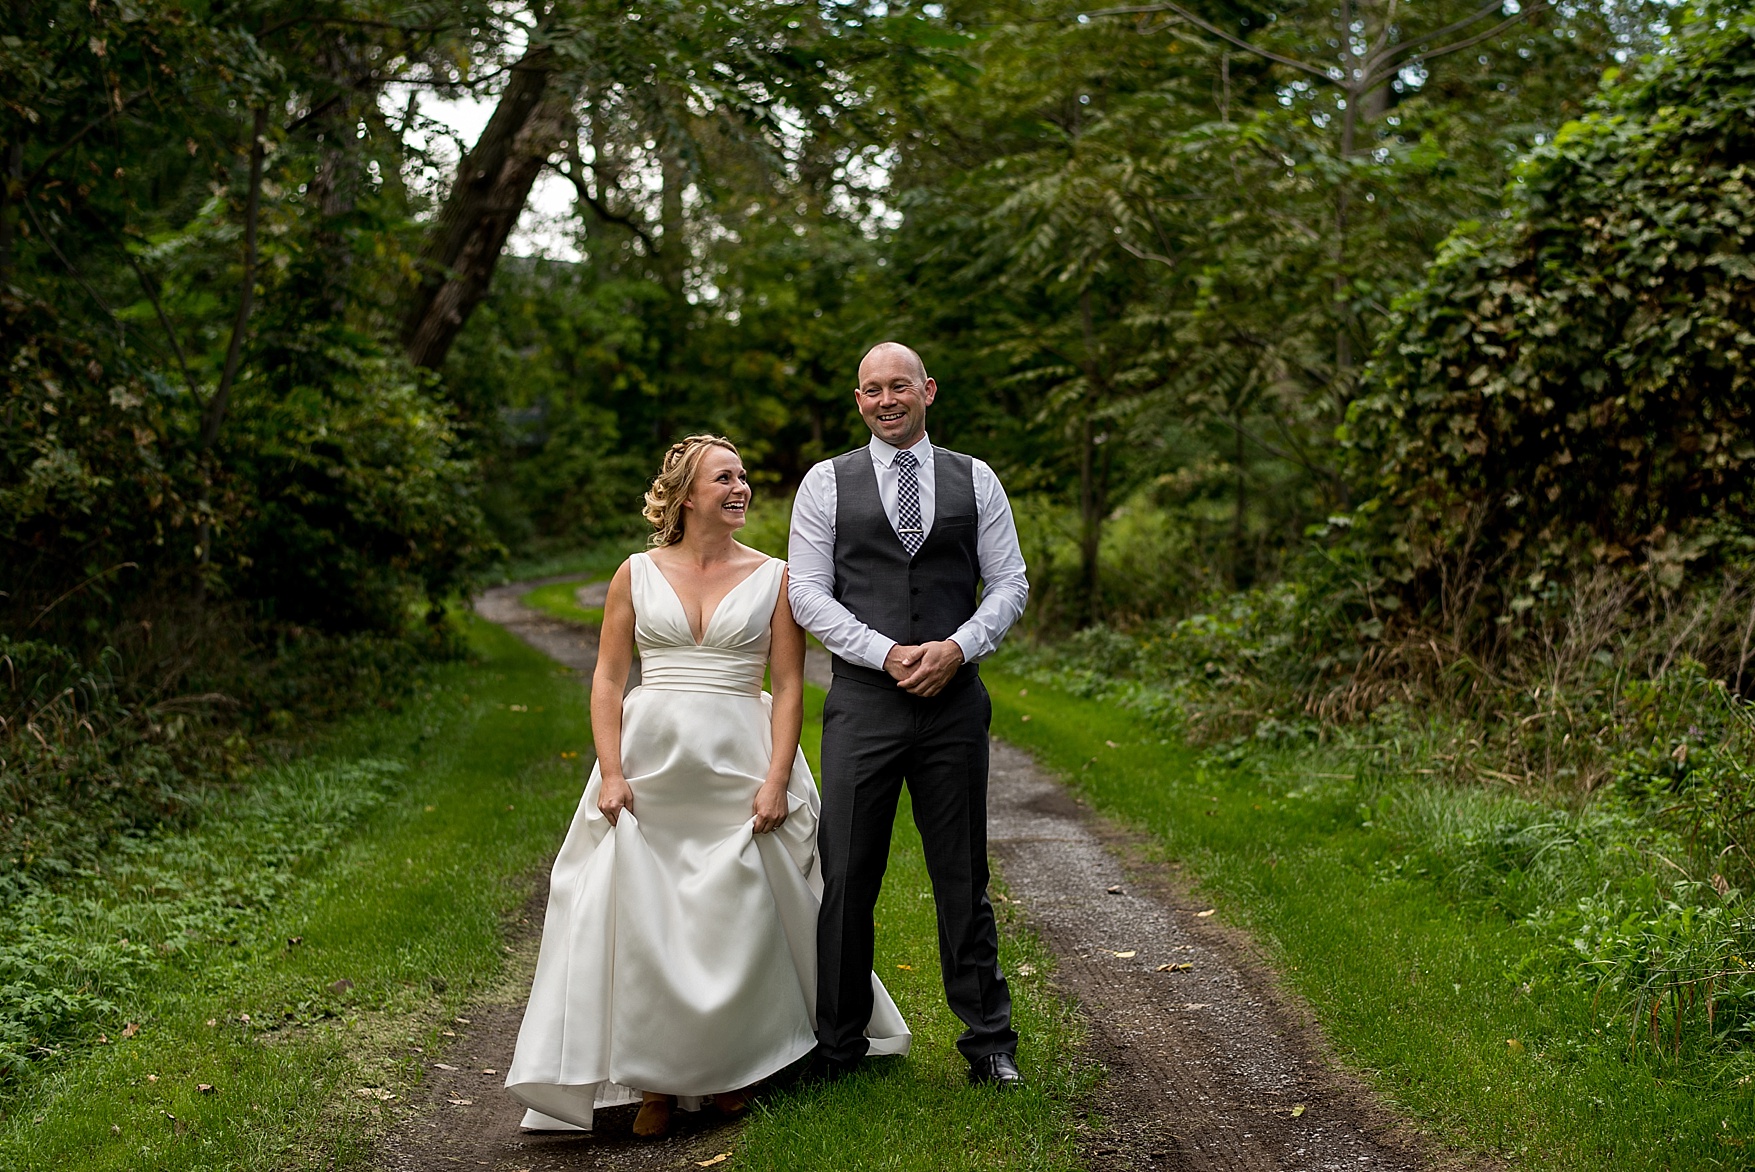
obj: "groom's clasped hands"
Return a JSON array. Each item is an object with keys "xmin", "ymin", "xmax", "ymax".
[{"xmin": 882, "ymin": 639, "xmax": 965, "ymax": 696}]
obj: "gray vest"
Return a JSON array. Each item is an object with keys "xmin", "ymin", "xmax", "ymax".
[{"xmin": 830, "ymin": 445, "xmax": 981, "ymax": 690}]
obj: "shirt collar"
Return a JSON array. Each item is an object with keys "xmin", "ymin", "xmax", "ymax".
[{"xmin": 868, "ymin": 432, "xmax": 933, "ymax": 469}]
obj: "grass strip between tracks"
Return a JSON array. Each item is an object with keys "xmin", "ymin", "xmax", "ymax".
[
  {"xmin": 985, "ymin": 668, "xmax": 1755, "ymax": 1171},
  {"xmin": 519, "ymin": 580, "xmax": 605, "ymax": 629},
  {"xmin": 0, "ymin": 616, "xmax": 1089, "ymax": 1171}
]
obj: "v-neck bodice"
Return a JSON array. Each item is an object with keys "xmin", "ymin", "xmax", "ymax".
[{"xmin": 629, "ymin": 552, "xmax": 783, "ymax": 696}]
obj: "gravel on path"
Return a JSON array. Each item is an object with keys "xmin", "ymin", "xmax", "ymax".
[{"xmin": 988, "ymin": 742, "xmax": 1482, "ymax": 1172}]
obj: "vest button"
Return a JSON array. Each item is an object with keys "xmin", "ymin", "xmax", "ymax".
[
  {"xmin": 912, "ymin": 613, "xmax": 921, "ymax": 621},
  {"xmin": 911, "ymin": 587, "xmax": 920, "ymax": 595}
]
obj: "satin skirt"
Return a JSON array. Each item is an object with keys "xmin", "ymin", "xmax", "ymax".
[{"xmin": 505, "ymin": 685, "xmax": 910, "ymax": 1130}]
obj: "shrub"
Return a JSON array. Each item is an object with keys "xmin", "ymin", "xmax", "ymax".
[{"xmin": 1343, "ymin": 3, "xmax": 1755, "ymax": 633}]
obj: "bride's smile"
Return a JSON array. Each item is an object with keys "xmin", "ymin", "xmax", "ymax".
[{"xmin": 686, "ymin": 449, "xmax": 751, "ymax": 530}]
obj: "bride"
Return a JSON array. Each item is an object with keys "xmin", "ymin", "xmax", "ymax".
[{"xmin": 505, "ymin": 434, "xmax": 910, "ymax": 1137}]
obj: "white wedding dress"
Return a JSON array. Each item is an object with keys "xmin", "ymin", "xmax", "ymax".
[{"xmin": 505, "ymin": 552, "xmax": 910, "ymax": 1130}]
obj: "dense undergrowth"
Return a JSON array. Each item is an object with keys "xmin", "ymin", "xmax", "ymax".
[
  {"xmin": 999, "ymin": 582, "xmax": 1755, "ymax": 1063},
  {"xmin": 0, "ymin": 619, "xmax": 466, "ymax": 1088}
]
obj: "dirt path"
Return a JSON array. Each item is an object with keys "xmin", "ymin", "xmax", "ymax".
[
  {"xmin": 379, "ymin": 579, "xmax": 1473, "ymax": 1171},
  {"xmin": 987, "ymin": 747, "xmax": 1476, "ymax": 1172}
]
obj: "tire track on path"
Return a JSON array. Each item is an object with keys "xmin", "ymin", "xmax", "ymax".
[{"xmin": 987, "ymin": 744, "xmax": 1479, "ymax": 1171}]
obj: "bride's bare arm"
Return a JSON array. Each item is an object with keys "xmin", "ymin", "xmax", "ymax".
[
  {"xmin": 756, "ymin": 567, "xmax": 805, "ymax": 834},
  {"xmin": 594, "ymin": 561, "xmax": 636, "ymax": 825}
]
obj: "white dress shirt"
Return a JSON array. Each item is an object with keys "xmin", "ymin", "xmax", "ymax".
[{"xmin": 788, "ymin": 433, "xmax": 1030, "ymax": 671}]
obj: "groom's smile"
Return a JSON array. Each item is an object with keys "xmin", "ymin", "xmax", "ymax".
[{"xmin": 856, "ymin": 343, "xmax": 937, "ymax": 449}]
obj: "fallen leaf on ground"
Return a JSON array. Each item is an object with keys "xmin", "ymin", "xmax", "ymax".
[
  {"xmin": 1195, "ymin": 909, "xmax": 1216, "ymax": 918},
  {"xmin": 1156, "ymin": 963, "xmax": 1194, "ymax": 973},
  {"xmin": 97, "ymin": 1034, "xmax": 109, "ymax": 1044},
  {"xmin": 121, "ymin": 1022, "xmax": 139, "ymax": 1038},
  {"xmin": 432, "ymin": 1063, "xmax": 458, "ymax": 1071},
  {"xmin": 1291, "ymin": 1104, "xmax": 1306, "ymax": 1117},
  {"xmin": 441, "ymin": 1029, "xmax": 455, "ymax": 1037},
  {"xmin": 354, "ymin": 1088, "xmax": 394, "ymax": 1101},
  {"xmin": 205, "ymin": 1019, "xmax": 216, "ymax": 1027},
  {"xmin": 1016, "ymin": 963, "xmax": 1036, "ymax": 977},
  {"xmin": 146, "ymin": 1074, "xmax": 159, "ymax": 1083},
  {"xmin": 1506, "ymin": 1038, "xmax": 1526, "ymax": 1054},
  {"xmin": 287, "ymin": 937, "xmax": 303, "ymax": 947},
  {"xmin": 697, "ymin": 1155, "xmax": 730, "ymax": 1167},
  {"xmin": 197, "ymin": 1084, "xmax": 215, "ymax": 1094},
  {"xmin": 481, "ymin": 1068, "xmax": 498, "ymax": 1075},
  {"xmin": 896, "ymin": 964, "xmax": 914, "ymax": 971},
  {"xmin": 1105, "ymin": 740, "xmax": 1118, "ymax": 748},
  {"xmin": 448, "ymin": 1098, "xmax": 474, "ymax": 1106},
  {"xmin": 239, "ymin": 1013, "xmax": 251, "ymax": 1023},
  {"xmin": 1105, "ymin": 885, "xmax": 1123, "ymax": 894},
  {"xmin": 1020, "ymin": 714, "xmax": 1031, "ymax": 722},
  {"xmin": 1182, "ymin": 1003, "xmax": 1210, "ymax": 1011},
  {"xmin": 330, "ymin": 979, "xmax": 354, "ymax": 995},
  {"xmin": 1111, "ymin": 950, "xmax": 1137, "ymax": 958},
  {"xmin": 454, "ymin": 1017, "xmax": 471, "ymax": 1025}
]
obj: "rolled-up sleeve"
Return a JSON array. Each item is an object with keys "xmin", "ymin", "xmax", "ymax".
[{"xmin": 787, "ymin": 462, "xmax": 898, "ymax": 671}]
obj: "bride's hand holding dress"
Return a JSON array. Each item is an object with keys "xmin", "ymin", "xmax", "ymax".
[{"xmin": 504, "ymin": 438, "xmax": 908, "ymax": 1135}]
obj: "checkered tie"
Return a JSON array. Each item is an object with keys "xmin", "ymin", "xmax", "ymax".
[{"xmin": 894, "ymin": 449, "xmax": 924, "ymax": 557}]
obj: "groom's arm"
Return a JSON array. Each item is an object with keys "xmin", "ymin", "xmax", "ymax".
[
  {"xmin": 895, "ymin": 461, "xmax": 1029, "ymax": 696},
  {"xmin": 947, "ymin": 460, "xmax": 1029, "ymax": 663},
  {"xmin": 787, "ymin": 461, "xmax": 900, "ymax": 671}
]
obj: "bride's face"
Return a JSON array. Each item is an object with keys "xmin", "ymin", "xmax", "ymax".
[{"xmin": 685, "ymin": 447, "xmax": 751, "ymax": 532}]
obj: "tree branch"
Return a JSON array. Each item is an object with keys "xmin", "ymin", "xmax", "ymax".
[
  {"xmin": 556, "ymin": 142, "xmax": 658, "ymax": 254},
  {"xmin": 1083, "ymin": 4, "xmax": 1338, "ymax": 82},
  {"xmin": 1366, "ymin": 7, "xmax": 1552, "ymax": 88},
  {"xmin": 120, "ymin": 247, "xmax": 202, "ymax": 403}
]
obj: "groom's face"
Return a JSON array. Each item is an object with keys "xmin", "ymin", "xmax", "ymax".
[{"xmin": 855, "ymin": 350, "xmax": 936, "ymax": 449}]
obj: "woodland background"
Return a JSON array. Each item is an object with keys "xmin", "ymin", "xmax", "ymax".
[{"xmin": 5, "ymin": 0, "xmax": 1755, "ymax": 1090}]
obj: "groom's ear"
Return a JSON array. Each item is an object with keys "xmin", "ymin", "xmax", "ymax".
[{"xmin": 923, "ymin": 377, "xmax": 937, "ymax": 406}]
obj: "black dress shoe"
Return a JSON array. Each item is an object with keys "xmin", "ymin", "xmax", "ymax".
[
  {"xmin": 804, "ymin": 1052, "xmax": 862, "ymax": 1085},
  {"xmin": 968, "ymin": 1052, "xmax": 1024, "ymax": 1088}
]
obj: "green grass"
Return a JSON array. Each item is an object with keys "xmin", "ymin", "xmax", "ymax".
[
  {"xmin": 985, "ymin": 668, "xmax": 1755, "ymax": 1170},
  {"xmin": 0, "ymin": 617, "xmax": 1088, "ymax": 1170},
  {"xmin": 500, "ymin": 539, "xmax": 642, "ymax": 583},
  {"xmin": 519, "ymin": 579, "xmax": 604, "ymax": 628}
]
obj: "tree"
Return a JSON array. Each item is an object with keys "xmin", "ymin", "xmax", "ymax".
[{"xmin": 1343, "ymin": 1, "xmax": 1755, "ymax": 629}]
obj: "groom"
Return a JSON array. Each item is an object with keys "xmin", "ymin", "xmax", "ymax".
[{"xmin": 788, "ymin": 341, "xmax": 1030, "ymax": 1087}]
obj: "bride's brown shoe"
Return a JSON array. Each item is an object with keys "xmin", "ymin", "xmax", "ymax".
[
  {"xmin": 632, "ymin": 1093, "xmax": 675, "ymax": 1138},
  {"xmin": 711, "ymin": 1085, "xmax": 754, "ymax": 1116}
]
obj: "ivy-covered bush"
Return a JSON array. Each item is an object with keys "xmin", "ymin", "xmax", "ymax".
[{"xmin": 1344, "ymin": 2, "xmax": 1755, "ymax": 616}]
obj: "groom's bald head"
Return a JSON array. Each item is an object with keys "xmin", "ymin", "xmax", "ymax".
[
  {"xmin": 858, "ymin": 341, "xmax": 928, "ymax": 386},
  {"xmin": 854, "ymin": 341, "xmax": 937, "ymax": 449}
]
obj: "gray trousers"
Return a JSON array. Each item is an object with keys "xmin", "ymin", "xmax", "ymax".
[{"xmin": 815, "ymin": 672, "xmax": 1018, "ymax": 1064}]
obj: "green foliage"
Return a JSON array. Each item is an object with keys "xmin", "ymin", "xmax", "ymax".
[
  {"xmin": 1346, "ymin": 2, "xmax": 1755, "ymax": 615},
  {"xmin": 0, "ymin": 757, "xmax": 405, "ymax": 1084}
]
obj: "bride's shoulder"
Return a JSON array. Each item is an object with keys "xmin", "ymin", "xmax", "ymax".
[{"xmin": 731, "ymin": 542, "xmax": 782, "ymax": 569}]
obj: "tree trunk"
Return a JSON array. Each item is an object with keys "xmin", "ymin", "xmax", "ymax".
[
  {"xmin": 0, "ymin": 140, "xmax": 21, "ymax": 284},
  {"xmin": 1077, "ymin": 287, "xmax": 1107, "ymax": 627},
  {"xmin": 1231, "ymin": 414, "xmax": 1251, "ymax": 590},
  {"xmin": 196, "ymin": 106, "xmax": 269, "ymax": 580},
  {"xmin": 201, "ymin": 106, "xmax": 269, "ymax": 452},
  {"xmin": 401, "ymin": 44, "xmax": 571, "ymax": 370}
]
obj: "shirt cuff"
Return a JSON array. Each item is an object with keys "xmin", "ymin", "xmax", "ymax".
[
  {"xmin": 947, "ymin": 624, "xmax": 987, "ymax": 664},
  {"xmin": 862, "ymin": 632, "xmax": 899, "ymax": 673}
]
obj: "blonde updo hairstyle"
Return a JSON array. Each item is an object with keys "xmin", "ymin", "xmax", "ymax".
[{"xmin": 643, "ymin": 434, "xmax": 743, "ymax": 547}]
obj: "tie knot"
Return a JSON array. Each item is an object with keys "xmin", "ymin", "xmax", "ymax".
[{"xmin": 895, "ymin": 449, "xmax": 917, "ymax": 469}]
